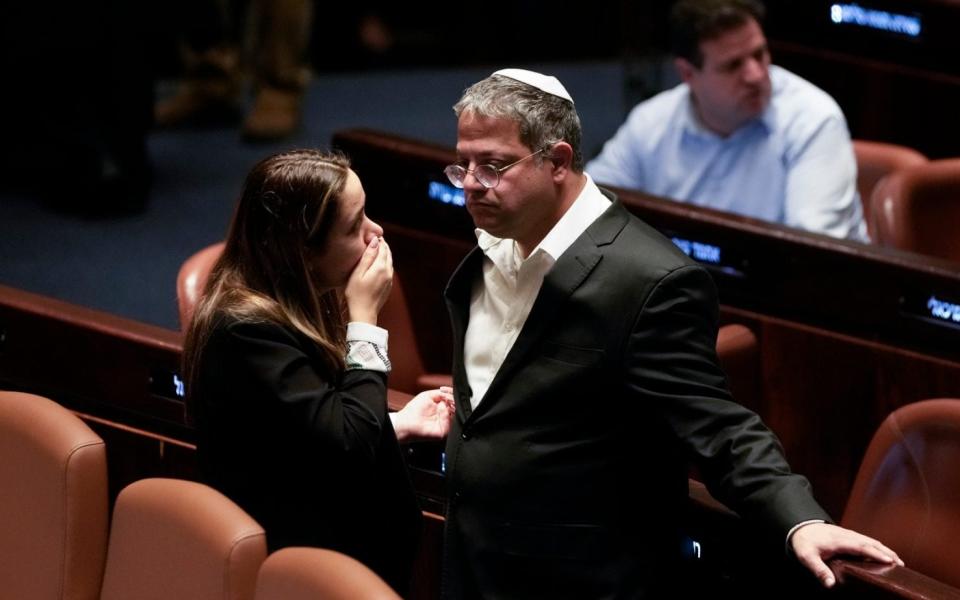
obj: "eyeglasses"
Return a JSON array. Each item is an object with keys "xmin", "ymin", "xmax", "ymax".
[{"xmin": 444, "ymin": 148, "xmax": 545, "ymax": 189}]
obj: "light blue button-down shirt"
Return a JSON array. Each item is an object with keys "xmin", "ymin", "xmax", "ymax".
[{"xmin": 587, "ymin": 65, "xmax": 868, "ymax": 241}]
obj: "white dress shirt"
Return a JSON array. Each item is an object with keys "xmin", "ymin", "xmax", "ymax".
[{"xmin": 464, "ymin": 174, "xmax": 611, "ymax": 409}]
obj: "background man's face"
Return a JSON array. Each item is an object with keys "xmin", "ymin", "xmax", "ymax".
[{"xmin": 679, "ymin": 17, "xmax": 772, "ymax": 136}]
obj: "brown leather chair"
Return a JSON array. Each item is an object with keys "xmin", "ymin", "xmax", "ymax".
[
  {"xmin": 254, "ymin": 547, "xmax": 401, "ymax": 600},
  {"xmin": 687, "ymin": 324, "xmax": 759, "ymax": 483},
  {"xmin": 177, "ymin": 241, "xmax": 451, "ymax": 402},
  {"xmin": 378, "ymin": 273, "xmax": 453, "ymax": 395},
  {"xmin": 178, "ymin": 245, "xmax": 748, "ymax": 404},
  {"xmin": 852, "ymin": 140, "xmax": 927, "ymax": 239},
  {"xmin": 870, "ymin": 159, "xmax": 960, "ymax": 263},
  {"xmin": 715, "ymin": 323, "xmax": 759, "ymax": 411},
  {"xmin": 99, "ymin": 478, "xmax": 267, "ymax": 600},
  {"xmin": 176, "ymin": 241, "xmax": 225, "ymax": 330},
  {"xmin": 0, "ymin": 391, "xmax": 109, "ymax": 600},
  {"xmin": 841, "ymin": 398, "xmax": 960, "ymax": 589}
]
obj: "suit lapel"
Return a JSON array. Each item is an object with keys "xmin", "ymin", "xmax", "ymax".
[
  {"xmin": 444, "ymin": 247, "xmax": 484, "ymax": 421},
  {"xmin": 470, "ymin": 200, "xmax": 630, "ymax": 421}
]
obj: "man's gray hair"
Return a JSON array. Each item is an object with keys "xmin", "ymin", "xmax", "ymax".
[{"xmin": 454, "ymin": 74, "xmax": 584, "ymax": 172}]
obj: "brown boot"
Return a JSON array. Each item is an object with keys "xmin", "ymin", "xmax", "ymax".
[
  {"xmin": 241, "ymin": 86, "xmax": 302, "ymax": 141},
  {"xmin": 155, "ymin": 80, "xmax": 242, "ymax": 128},
  {"xmin": 155, "ymin": 47, "xmax": 242, "ymax": 128}
]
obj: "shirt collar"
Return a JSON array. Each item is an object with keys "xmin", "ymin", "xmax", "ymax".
[
  {"xmin": 473, "ymin": 174, "xmax": 612, "ymax": 264},
  {"xmin": 680, "ymin": 82, "xmax": 774, "ymax": 140}
]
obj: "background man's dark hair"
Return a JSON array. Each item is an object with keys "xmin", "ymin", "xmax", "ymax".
[{"xmin": 670, "ymin": 0, "xmax": 766, "ymax": 68}]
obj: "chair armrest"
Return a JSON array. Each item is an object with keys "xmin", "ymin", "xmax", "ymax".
[
  {"xmin": 416, "ymin": 373, "xmax": 454, "ymax": 390},
  {"xmin": 829, "ymin": 558, "xmax": 960, "ymax": 600},
  {"xmin": 387, "ymin": 388, "xmax": 414, "ymax": 412}
]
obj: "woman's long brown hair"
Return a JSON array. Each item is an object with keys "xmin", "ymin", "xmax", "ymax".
[{"xmin": 182, "ymin": 149, "xmax": 353, "ymax": 414}]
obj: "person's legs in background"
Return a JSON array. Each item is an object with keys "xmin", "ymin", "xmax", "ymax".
[
  {"xmin": 155, "ymin": 0, "xmax": 311, "ymax": 141},
  {"xmin": 241, "ymin": 0, "xmax": 312, "ymax": 141},
  {"xmin": 154, "ymin": 0, "xmax": 244, "ymax": 129}
]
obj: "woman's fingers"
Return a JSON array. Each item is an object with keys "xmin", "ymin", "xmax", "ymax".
[{"xmin": 349, "ymin": 235, "xmax": 381, "ymax": 281}]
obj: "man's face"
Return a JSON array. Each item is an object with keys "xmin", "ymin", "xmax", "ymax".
[
  {"xmin": 455, "ymin": 112, "xmax": 556, "ymax": 248},
  {"xmin": 677, "ymin": 17, "xmax": 772, "ymax": 136}
]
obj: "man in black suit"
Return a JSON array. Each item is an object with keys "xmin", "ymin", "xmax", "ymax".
[{"xmin": 439, "ymin": 69, "xmax": 900, "ymax": 599}]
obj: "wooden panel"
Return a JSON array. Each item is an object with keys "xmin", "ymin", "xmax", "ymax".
[
  {"xmin": 720, "ymin": 307, "xmax": 960, "ymax": 517},
  {"xmin": 382, "ymin": 223, "xmax": 471, "ymax": 375},
  {"xmin": 410, "ymin": 512, "xmax": 444, "ymax": 600},
  {"xmin": 0, "ymin": 284, "xmax": 187, "ymax": 434},
  {"xmin": 77, "ymin": 412, "xmax": 199, "ymax": 505}
]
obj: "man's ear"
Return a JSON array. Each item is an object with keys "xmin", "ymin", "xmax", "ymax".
[
  {"xmin": 548, "ymin": 142, "xmax": 574, "ymax": 181},
  {"xmin": 675, "ymin": 57, "xmax": 697, "ymax": 84}
]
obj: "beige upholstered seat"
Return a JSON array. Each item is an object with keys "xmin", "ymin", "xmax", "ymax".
[
  {"xmin": 99, "ymin": 477, "xmax": 267, "ymax": 600},
  {"xmin": 254, "ymin": 547, "xmax": 401, "ymax": 600},
  {"xmin": 0, "ymin": 390, "xmax": 108, "ymax": 600}
]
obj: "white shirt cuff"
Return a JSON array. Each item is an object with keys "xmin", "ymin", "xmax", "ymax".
[
  {"xmin": 345, "ymin": 322, "xmax": 391, "ymax": 373},
  {"xmin": 346, "ymin": 321, "xmax": 388, "ymax": 346},
  {"xmin": 786, "ymin": 519, "xmax": 826, "ymax": 553}
]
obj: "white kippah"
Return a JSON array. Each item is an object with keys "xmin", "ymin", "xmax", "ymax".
[{"xmin": 491, "ymin": 68, "xmax": 574, "ymax": 104}]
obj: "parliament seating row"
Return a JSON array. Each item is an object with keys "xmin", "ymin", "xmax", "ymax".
[
  {"xmin": 850, "ymin": 139, "xmax": 960, "ymax": 263},
  {"xmin": 6, "ymin": 385, "xmax": 960, "ymax": 598},
  {"xmin": 4, "ymin": 119, "xmax": 960, "ymax": 596},
  {"xmin": 0, "ymin": 390, "xmax": 399, "ymax": 600},
  {"xmin": 332, "ymin": 127, "xmax": 960, "ymax": 519},
  {"xmin": 685, "ymin": 397, "xmax": 960, "ymax": 598},
  {"xmin": 1, "ymin": 269, "xmax": 958, "ymax": 596}
]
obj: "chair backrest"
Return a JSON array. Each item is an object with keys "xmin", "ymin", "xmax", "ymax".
[
  {"xmin": 870, "ymin": 159, "xmax": 960, "ymax": 263},
  {"xmin": 177, "ymin": 241, "xmax": 449, "ymax": 394},
  {"xmin": 378, "ymin": 273, "xmax": 431, "ymax": 394},
  {"xmin": 841, "ymin": 398, "xmax": 960, "ymax": 588},
  {"xmin": 0, "ymin": 390, "xmax": 108, "ymax": 600},
  {"xmin": 176, "ymin": 242, "xmax": 225, "ymax": 330},
  {"xmin": 715, "ymin": 323, "xmax": 759, "ymax": 411},
  {"xmin": 853, "ymin": 140, "xmax": 928, "ymax": 238},
  {"xmin": 254, "ymin": 547, "xmax": 401, "ymax": 600},
  {"xmin": 99, "ymin": 478, "xmax": 266, "ymax": 600}
]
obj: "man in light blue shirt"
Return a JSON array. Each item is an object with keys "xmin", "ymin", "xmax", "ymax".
[{"xmin": 587, "ymin": 0, "xmax": 868, "ymax": 241}]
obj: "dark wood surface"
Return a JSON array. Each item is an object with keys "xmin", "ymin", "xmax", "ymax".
[
  {"xmin": 831, "ymin": 559, "xmax": 960, "ymax": 600},
  {"xmin": 0, "ymin": 283, "xmax": 187, "ymax": 434}
]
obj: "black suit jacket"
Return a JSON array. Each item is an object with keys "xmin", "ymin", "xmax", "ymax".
[
  {"xmin": 193, "ymin": 315, "xmax": 421, "ymax": 594},
  {"xmin": 442, "ymin": 199, "xmax": 829, "ymax": 599}
]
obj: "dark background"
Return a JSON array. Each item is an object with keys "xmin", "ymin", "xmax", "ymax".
[{"xmin": 1, "ymin": 0, "xmax": 957, "ymax": 330}]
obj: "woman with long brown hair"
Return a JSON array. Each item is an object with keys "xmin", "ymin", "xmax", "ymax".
[{"xmin": 183, "ymin": 149, "xmax": 452, "ymax": 594}]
